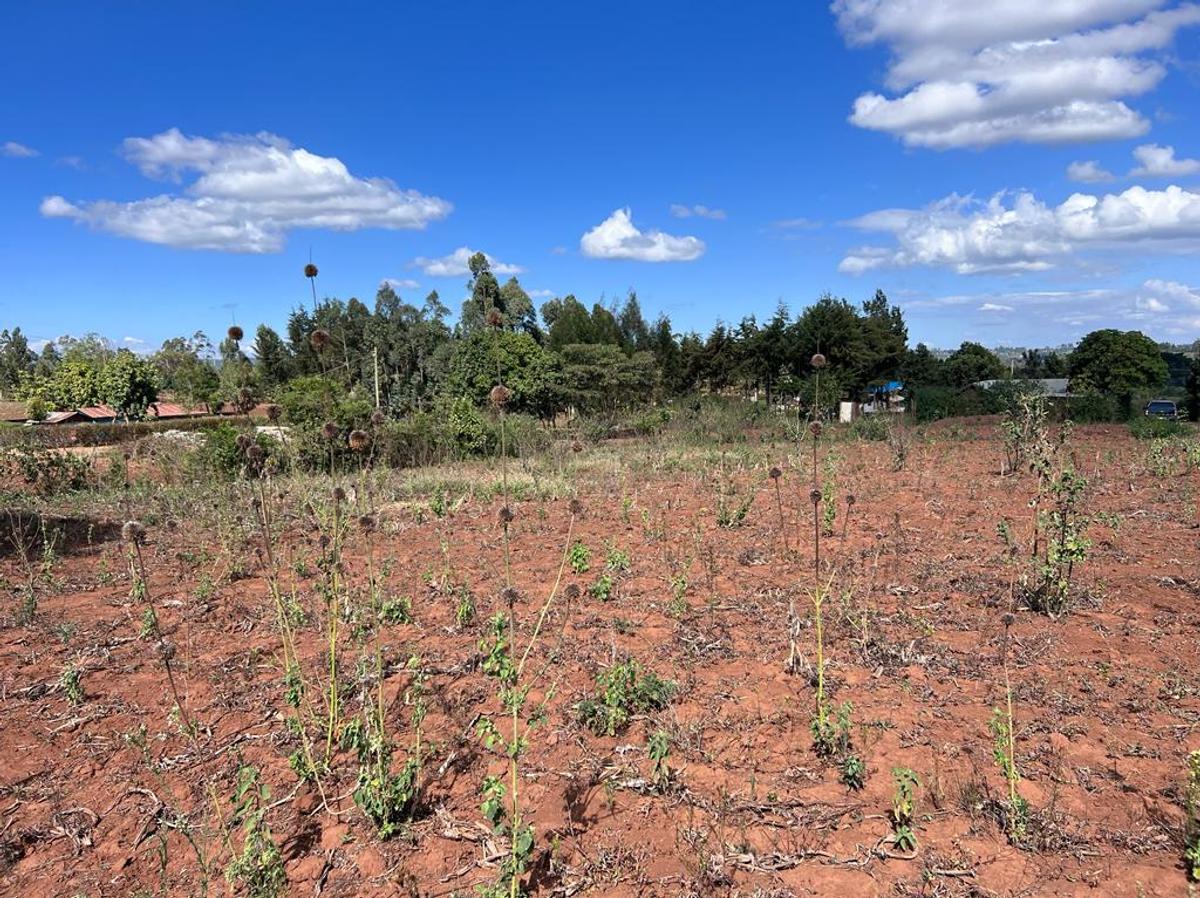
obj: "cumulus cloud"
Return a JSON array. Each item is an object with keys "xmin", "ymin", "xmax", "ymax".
[
  {"xmin": 832, "ymin": 1, "xmax": 1200, "ymax": 148},
  {"xmin": 2, "ymin": 141, "xmax": 38, "ymax": 158},
  {"xmin": 1067, "ymin": 160, "xmax": 1116, "ymax": 182},
  {"xmin": 410, "ymin": 246, "xmax": 523, "ymax": 277},
  {"xmin": 580, "ymin": 208, "xmax": 705, "ymax": 262},
  {"xmin": 915, "ymin": 279, "xmax": 1200, "ymax": 337},
  {"xmin": 40, "ymin": 128, "xmax": 452, "ymax": 252},
  {"xmin": 840, "ymin": 183, "xmax": 1200, "ymax": 274},
  {"xmin": 669, "ymin": 203, "xmax": 727, "ymax": 220},
  {"xmin": 380, "ymin": 278, "xmax": 421, "ymax": 292},
  {"xmin": 1130, "ymin": 142, "xmax": 1200, "ymax": 176}
]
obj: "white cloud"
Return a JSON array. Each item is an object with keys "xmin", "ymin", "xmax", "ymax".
[
  {"xmin": 832, "ymin": 1, "xmax": 1200, "ymax": 148},
  {"xmin": 528, "ymin": 288, "xmax": 556, "ymax": 298},
  {"xmin": 1130, "ymin": 142, "xmax": 1200, "ymax": 176},
  {"xmin": 55, "ymin": 156, "xmax": 86, "ymax": 170},
  {"xmin": 913, "ymin": 279, "xmax": 1200, "ymax": 337},
  {"xmin": 580, "ymin": 208, "xmax": 705, "ymax": 262},
  {"xmin": 770, "ymin": 217, "xmax": 823, "ymax": 230},
  {"xmin": 841, "ymin": 183, "xmax": 1200, "ymax": 274},
  {"xmin": 1067, "ymin": 160, "xmax": 1116, "ymax": 182},
  {"xmin": 40, "ymin": 128, "xmax": 452, "ymax": 252},
  {"xmin": 2, "ymin": 141, "xmax": 38, "ymax": 158},
  {"xmin": 669, "ymin": 203, "xmax": 727, "ymax": 220},
  {"xmin": 410, "ymin": 246, "xmax": 523, "ymax": 277},
  {"xmin": 122, "ymin": 336, "xmax": 145, "ymax": 344},
  {"xmin": 380, "ymin": 278, "xmax": 421, "ymax": 292}
]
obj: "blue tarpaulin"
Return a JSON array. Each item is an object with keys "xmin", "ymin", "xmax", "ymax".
[{"xmin": 868, "ymin": 381, "xmax": 903, "ymax": 395}]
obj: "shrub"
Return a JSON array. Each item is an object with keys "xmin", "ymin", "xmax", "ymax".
[
  {"xmin": 3, "ymin": 444, "xmax": 92, "ymax": 494},
  {"xmin": 577, "ymin": 660, "xmax": 675, "ymax": 736},
  {"xmin": 848, "ymin": 414, "xmax": 891, "ymax": 442},
  {"xmin": 1129, "ymin": 417, "xmax": 1190, "ymax": 440},
  {"xmin": 1065, "ymin": 392, "xmax": 1120, "ymax": 424}
]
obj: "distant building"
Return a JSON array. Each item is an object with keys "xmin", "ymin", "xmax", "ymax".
[{"xmin": 972, "ymin": 378, "xmax": 1071, "ymax": 399}]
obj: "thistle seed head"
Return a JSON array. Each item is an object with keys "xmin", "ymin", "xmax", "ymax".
[
  {"xmin": 235, "ymin": 433, "xmax": 253, "ymax": 451},
  {"xmin": 265, "ymin": 403, "xmax": 282, "ymax": 422},
  {"xmin": 571, "ymin": 439, "xmax": 583, "ymax": 454},
  {"xmin": 348, "ymin": 429, "xmax": 370, "ymax": 451},
  {"xmin": 498, "ymin": 506, "xmax": 515, "ymax": 525},
  {"xmin": 155, "ymin": 639, "xmax": 176, "ymax": 662},
  {"xmin": 121, "ymin": 520, "xmax": 146, "ymax": 544},
  {"xmin": 304, "ymin": 263, "xmax": 319, "ymax": 279},
  {"xmin": 310, "ymin": 328, "xmax": 330, "ymax": 350},
  {"xmin": 358, "ymin": 514, "xmax": 376, "ymax": 532},
  {"xmin": 321, "ymin": 421, "xmax": 339, "ymax": 441},
  {"xmin": 846, "ymin": 494, "xmax": 856, "ymax": 506},
  {"xmin": 502, "ymin": 586, "xmax": 520, "ymax": 607},
  {"xmin": 489, "ymin": 384, "xmax": 511, "ymax": 407},
  {"xmin": 245, "ymin": 444, "xmax": 265, "ymax": 463},
  {"xmin": 809, "ymin": 488, "xmax": 822, "ymax": 505},
  {"xmin": 568, "ymin": 498, "xmax": 584, "ymax": 516},
  {"xmin": 811, "ymin": 353, "xmax": 827, "ymax": 369},
  {"xmin": 370, "ymin": 408, "xmax": 386, "ymax": 427},
  {"xmin": 564, "ymin": 583, "xmax": 581, "ymax": 601},
  {"xmin": 227, "ymin": 325, "xmax": 244, "ymax": 343},
  {"xmin": 769, "ymin": 466, "xmax": 782, "ymax": 480},
  {"xmin": 809, "ymin": 421, "xmax": 823, "ymax": 438},
  {"xmin": 332, "ymin": 485, "xmax": 347, "ymax": 503}
]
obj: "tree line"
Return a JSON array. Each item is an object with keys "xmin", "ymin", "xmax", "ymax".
[{"xmin": 0, "ymin": 252, "xmax": 1187, "ymax": 423}]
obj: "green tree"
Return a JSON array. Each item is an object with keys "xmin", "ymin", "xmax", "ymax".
[
  {"xmin": 97, "ymin": 350, "xmax": 159, "ymax": 420},
  {"xmin": 557, "ymin": 344, "xmax": 657, "ymax": 414},
  {"xmin": 543, "ymin": 296, "xmax": 597, "ymax": 349},
  {"xmin": 1067, "ymin": 329, "xmax": 1168, "ymax": 416},
  {"xmin": 942, "ymin": 341, "xmax": 1005, "ymax": 387},
  {"xmin": 901, "ymin": 343, "xmax": 944, "ymax": 386},
  {"xmin": 253, "ymin": 325, "xmax": 292, "ymax": 388},
  {"xmin": 444, "ymin": 330, "xmax": 562, "ymax": 420},
  {"xmin": 152, "ymin": 332, "xmax": 219, "ymax": 409},
  {"xmin": 0, "ymin": 328, "xmax": 35, "ymax": 396}
]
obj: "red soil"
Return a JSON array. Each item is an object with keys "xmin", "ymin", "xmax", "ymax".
[{"xmin": 1, "ymin": 424, "xmax": 1197, "ymax": 897}]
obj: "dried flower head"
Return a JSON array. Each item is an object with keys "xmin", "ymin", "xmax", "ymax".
[
  {"xmin": 155, "ymin": 639, "xmax": 176, "ymax": 662},
  {"xmin": 502, "ymin": 586, "xmax": 520, "ymax": 607},
  {"xmin": 304, "ymin": 262, "xmax": 319, "ymax": 279},
  {"xmin": 310, "ymin": 328, "xmax": 330, "ymax": 350},
  {"xmin": 358, "ymin": 514, "xmax": 376, "ymax": 532},
  {"xmin": 564, "ymin": 583, "xmax": 581, "ymax": 601},
  {"xmin": 486, "ymin": 308, "xmax": 504, "ymax": 328},
  {"xmin": 348, "ymin": 429, "xmax": 370, "ymax": 451},
  {"xmin": 121, "ymin": 520, "xmax": 146, "ymax": 544},
  {"xmin": 264, "ymin": 403, "xmax": 282, "ymax": 422},
  {"xmin": 332, "ymin": 487, "xmax": 347, "ymax": 504},
  {"xmin": 809, "ymin": 488, "xmax": 822, "ymax": 505},
  {"xmin": 571, "ymin": 439, "xmax": 583, "ymax": 454},
  {"xmin": 318, "ymin": 534, "xmax": 330, "ymax": 550},
  {"xmin": 235, "ymin": 433, "xmax": 253, "ymax": 451},
  {"xmin": 321, "ymin": 421, "xmax": 339, "ymax": 441},
  {"xmin": 227, "ymin": 325, "xmax": 244, "ymax": 343},
  {"xmin": 1002, "ymin": 612, "xmax": 1015, "ymax": 629},
  {"xmin": 846, "ymin": 494, "xmax": 856, "ymax": 506},
  {"xmin": 498, "ymin": 506, "xmax": 515, "ymax": 525},
  {"xmin": 370, "ymin": 408, "xmax": 386, "ymax": 427},
  {"xmin": 245, "ymin": 444, "xmax": 265, "ymax": 463},
  {"xmin": 811, "ymin": 353, "xmax": 827, "ymax": 369},
  {"xmin": 568, "ymin": 498, "xmax": 584, "ymax": 516},
  {"xmin": 489, "ymin": 384, "xmax": 511, "ymax": 407},
  {"xmin": 769, "ymin": 466, "xmax": 782, "ymax": 480},
  {"xmin": 809, "ymin": 421, "xmax": 823, "ymax": 438}
]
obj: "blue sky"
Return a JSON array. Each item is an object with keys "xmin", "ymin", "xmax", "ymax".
[{"xmin": 4, "ymin": 1, "xmax": 1200, "ymax": 351}]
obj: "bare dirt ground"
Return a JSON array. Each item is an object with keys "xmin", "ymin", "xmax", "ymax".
[{"xmin": 1, "ymin": 423, "xmax": 1198, "ymax": 898}]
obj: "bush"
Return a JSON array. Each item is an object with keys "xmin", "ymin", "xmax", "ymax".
[
  {"xmin": 2, "ymin": 444, "xmax": 93, "ymax": 495},
  {"xmin": 1066, "ymin": 393, "xmax": 1120, "ymax": 424},
  {"xmin": 1129, "ymin": 417, "xmax": 1191, "ymax": 440},
  {"xmin": 195, "ymin": 423, "xmax": 282, "ymax": 479},
  {"xmin": 849, "ymin": 414, "xmax": 891, "ymax": 441}
]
